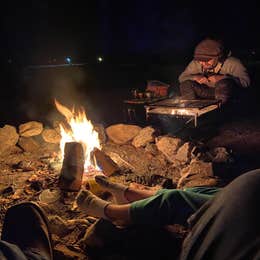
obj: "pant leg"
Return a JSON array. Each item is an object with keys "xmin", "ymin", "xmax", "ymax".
[
  {"xmin": 0, "ymin": 240, "xmax": 48, "ymax": 260},
  {"xmin": 0, "ymin": 241, "xmax": 28, "ymax": 260},
  {"xmin": 215, "ymin": 78, "xmax": 237, "ymax": 104},
  {"xmin": 129, "ymin": 189, "xmax": 214, "ymax": 227},
  {"xmin": 180, "ymin": 169, "xmax": 260, "ymax": 260},
  {"xmin": 179, "ymin": 80, "xmax": 215, "ymax": 99}
]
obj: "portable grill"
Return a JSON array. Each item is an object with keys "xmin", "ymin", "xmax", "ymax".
[{"xmin": 145, "ymin": 99, "xmax": 221, "ymax": 127}]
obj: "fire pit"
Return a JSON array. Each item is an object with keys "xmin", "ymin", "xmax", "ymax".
[{"xmin": 0, "ymin": 98, "xmax": 236, "ymax": 259}]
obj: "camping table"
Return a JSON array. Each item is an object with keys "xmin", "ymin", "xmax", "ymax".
[
  {"xmin": 145, "ymin": 99, "xmax": 221, "ymax": 127},
  {"xmin": 123, "ymin": 96, "xmax": 168, "ymax": 122}
]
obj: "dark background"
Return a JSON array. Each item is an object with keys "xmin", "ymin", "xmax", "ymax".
[{"xmin": 1, "ymin": 0, "xmax": 259, "ymax": 126}]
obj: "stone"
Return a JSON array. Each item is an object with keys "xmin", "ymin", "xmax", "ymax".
[
  {"xmin": 54, "ymin": 244, "xmax": 87, "ymax": 260},
  {"xmin": 211, "ymin": 147, "xmax": 230, "ymax": 163},
  {"xmin": 0, "ymin": 125, "xmax": 19, "ymax": 155},
  {"xmin": 177, "ymin": 159, "xmax": 214, "ymax": 188},
  {"xmin": 19, "ymin": 121, "xmax": 43, "ymax": 137},
  {"xmin": 42, "ymin": 128, "xmax": 61, "ymax": 143},
  {"xmin": 181, "ymin": 176, "xmax": 219, "ymax": 188},
  {"xmin": 156, "ymin": 136, "xmax": 182, "ymax": 162},
  {"xmin": 175, "ymin": 142, "xmax": 194, "ymax": 163},
  {"xmin": 18, "ymin": 137, "xmax": 40, "ymax": 152},
  {"xmin": 94, "ymin": 123, "xmax": 107, "ymax": 145},
  {"xmin": 106, "ymin": 124, "xmax": 142, "ymax": 144},
  {"xmin": 132, "ymin": 126, "xmax": 155, "ymax": 148}
]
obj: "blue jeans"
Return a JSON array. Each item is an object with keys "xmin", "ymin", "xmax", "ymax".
[{"xmin": 0, "ymin": 241, "xmax": 48, "ymax": 260}]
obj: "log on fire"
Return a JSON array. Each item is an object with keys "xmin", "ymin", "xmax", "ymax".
[
  {"xmin": 92, "ymin": 147, "xmax": 120, "ymax": 176},
  {"xmin": 59, "ymin": 142, "xmax": 85, "ymax": 191}
]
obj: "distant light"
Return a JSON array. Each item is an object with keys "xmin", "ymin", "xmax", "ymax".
[
  {"xmin": 97, "ymin": 56, "xmax": 103, "ymax": 63},
  {"xmin": 66, "ymin": 57, "xmax": 72, "ymax": 64}
]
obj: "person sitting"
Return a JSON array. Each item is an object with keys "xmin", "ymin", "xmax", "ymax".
[
  {"xmin": 178, "ymin": 38, "xmax": 250, "ymax": 104},
  {"xmin": 76, "ymin": 170, "xmax": 260, "ymax": 259},
  {"xmin": 1, "ymin": 169, "xmax": 260, "ymax": 259},
  {"xmin": 76, "ymin": 175, "xmax": 221, "ymax": 227}
]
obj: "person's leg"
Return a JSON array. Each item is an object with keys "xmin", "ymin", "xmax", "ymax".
[
  {"xmin": 179, "ymin": 80, "xmax": 215, "ymax": 99},
  {"xmin": 179, "ymin": 80, "xmax": 197, "ymax": 99},
  {"xmin": 214, "ymin": 78, "xmax": 236, "ymax": 104},
  {"xmin": 76, "ymin": 188, "xmax": 196, "ymax": 227},
  {"xmin": 1, "ymin": 202, "xmax": 53, "ymax": 260},
  {"xmin": 180, "ymin": 169, "xmax": 260, "ymax": 260},
  {"xmin": 192, "ymin": 83, "xmax": 215, "ymax": 99},
  {"xmin": 95, "ymin": 175, "xmax": 157, "ymax": 204},
  {"xmin": 0, "ymin": 240, "xmax": 28, "ymax": 260}
]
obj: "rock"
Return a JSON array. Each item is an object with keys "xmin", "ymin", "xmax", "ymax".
[
  {"xmin": 0, "ymin": 125, "xmax": 19, "ymax": 155},
  {"xmin": 106, "ymin": 124, "xmax": 142, "ymax": 144},
  {"xmin": 156, "ymin": 136, "xmax": 182, "ymax": 162},
  {"xmin": 189, "ymin": 159, "xmax": 214, "ymax": 177},
  {"xmin": 39, "ymin": 189, "xmax": 61, "ymax": 204},
  {"xmin": 178, "ymin": 159, "xmax": 214, "ymax": 188},
  {"xmin": 42, "ymin": 128, "xmax": 61, "ymax": 143},
  {"xmin": 54, "ymin": 244, "xmax": 87, "ymax": 260},
  {"xmin": 181, "ymin": 176, "xmax": 219, "ymax": 188},
  {"xmin": 81, "ymin": 218, "xmax": 120, "ymax": 249},
  {"xmin": 132, "ymin": 126, "xmax": 155, "ymax": 148},
  {"xmin": 19, "ymin": 121, "xmax": 43, "ymax": 137},
  {"xmin": 18, "ymin": 137, "xmax": 40, "ymax": 152},
  {"xmin": 175, "ymin": 142, "xmax": 194, "ymax": 164},
  {"xmin": 210, "ymin": 147, "xmax": 230, "ymax": 163},
  {"xmin": 144, "ymin": 143, "xmax": 158, "ymax": 156},
  {"xmin": 0, "ymin": 145, "xmax": 22, "ymax": 157},
  {"xmin": 94, "ymin": 123, "xmax": 107, "ymax": 144},
  {"xmin": 49, "ymin": 215, "xmax": 70, "ymax": 237}
]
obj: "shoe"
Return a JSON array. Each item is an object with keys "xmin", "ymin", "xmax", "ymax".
[
  {"xmin": 95, "ymin": 175, "xmax": 128, "ymax": 204},
  {"xmin": 1, "ymin": 202, "xmax": 53, "ymax": 260}
]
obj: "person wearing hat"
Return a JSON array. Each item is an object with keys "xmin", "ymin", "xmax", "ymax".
[{"xmin": 178, "ymin": 38, "xmax": 250, "ymax": 104}]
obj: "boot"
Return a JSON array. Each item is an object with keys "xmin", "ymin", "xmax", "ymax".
[{"xmin": 1, "ymin": 202, "xmax": 53, "ymax": 260}]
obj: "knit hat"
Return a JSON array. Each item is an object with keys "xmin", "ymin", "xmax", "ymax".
[{"xmin": 194, "ymin": 39, "xmax": 224, "ymax": 61}]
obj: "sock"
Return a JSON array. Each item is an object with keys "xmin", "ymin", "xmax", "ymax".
[
  {"xmin": 95, "ymin": 175, "xmax": 129, "ymax": 204},
  {"xmin": 75, "ymin": 189, "xmax": 110, "ymax": 219}
]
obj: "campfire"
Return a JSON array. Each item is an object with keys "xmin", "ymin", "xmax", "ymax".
[
  {"xmin": 54, "ymin": 100, "xmax": 119, "ymax": 191},
  {"xmin": 55, "ymin": 99, "xmax": 101, "ymax": 171},
  {"xmin": 0, "ymin": 98, "xmax": 235, "ymax": 258}
]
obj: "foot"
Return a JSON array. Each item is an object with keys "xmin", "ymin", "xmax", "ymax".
[
  {"xmin": 75, "ymin": 189, "xmax": 110, "ymax": 219},
  {"xmin": 1, "ymin": 202, "xmax": 53, "ymax": 260},
  {"xmin": 95, "ymin": 175, "xmax": 129, "ymax": 204}
]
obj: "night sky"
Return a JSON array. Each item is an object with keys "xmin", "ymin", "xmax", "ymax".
[{"xmin": 2, "ymin": 0, "xmax": 259, "ymax": 65}]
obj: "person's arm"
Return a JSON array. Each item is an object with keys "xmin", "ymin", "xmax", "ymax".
[
  {"xmin": 221, "ymin": 57, "xmax": 250, "ymax": 87},
  {"xmin": 178, "ymin": 60, "xmax": 204, "ymax": 83}
]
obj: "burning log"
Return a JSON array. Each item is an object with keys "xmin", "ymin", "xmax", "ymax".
[
  {"xmin": 59, "ymin": 142, "xmax": 85, "ymax": 191},
  {"xmin": 92, "ymin": 148, "xmax": 120, "ymax": 176}
]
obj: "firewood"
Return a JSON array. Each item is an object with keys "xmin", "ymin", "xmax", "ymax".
[
  {"xmin": 59, "ymin": 142, "xmax": 85, "ymax": 191},
  {"xmin": 92, "ymin": 148, "xmax": 120, "ymax": 176}
]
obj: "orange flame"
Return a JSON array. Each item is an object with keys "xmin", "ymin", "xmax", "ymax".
[{"xmin": 54, "ymin": 99, "xmax": 101, "ymax": 170}]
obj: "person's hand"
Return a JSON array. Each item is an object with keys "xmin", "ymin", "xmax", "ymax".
[
  {"xmin": 193, "ymin": 75, "xmax": 209, "ymax": 84},
  {"xmin": 207, "ymin": 74, "xmax": 226, "ymax": 83}
]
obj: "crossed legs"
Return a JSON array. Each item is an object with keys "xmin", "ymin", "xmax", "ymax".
[{"xmin": 76, "ymin": 175, "xmax": 157, "ymax": 226}]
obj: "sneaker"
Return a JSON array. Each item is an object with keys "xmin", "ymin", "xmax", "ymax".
[
  {"xmin": 1, "ymin": 202, "xmax": 53, "ymax": 260},
  {"xmin": 95, "ymin": 175, "xmax": 128, "ymax": 204}
]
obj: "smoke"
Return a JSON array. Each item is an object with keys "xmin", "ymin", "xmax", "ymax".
[{"xmin": 20, "ymin": 66, "xmax": 98, "ymax": 126}]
